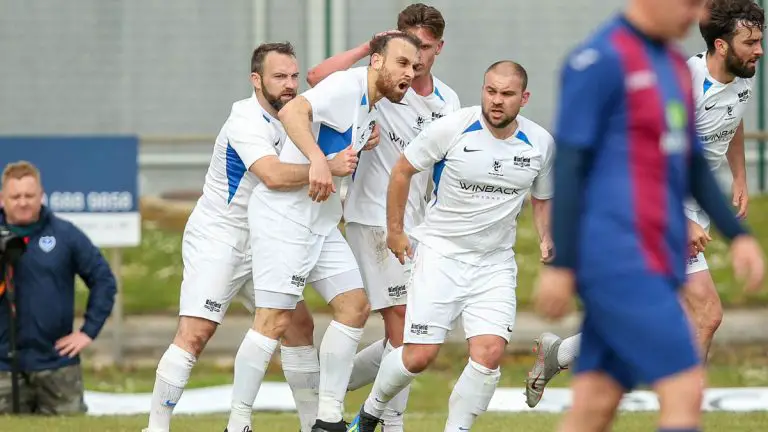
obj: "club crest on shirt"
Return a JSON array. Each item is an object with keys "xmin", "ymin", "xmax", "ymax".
[
  {"xmin": 356, "ymin": 120, "xmax": 376, "ymax": 149},
  {"xmin": 490, "ymin": 159, "xmax": 505, "ymax": 177},
  {"xmin": 39, "ymin": 236, "xmax": 56, "ymax": 253}
]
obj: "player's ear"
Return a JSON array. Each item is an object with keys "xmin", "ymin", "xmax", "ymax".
[
  {"xmin": 521, "ymin": 91, "xmax": 531, "ymax": 107},
  {"xmin": 250, "ymin": 72, "xmax": 262, "ymax": 91},
  {"xmin": 435, "ymin": 40, "xmax": 444, "ymax": 56},
  {"xmin": 715, "ymin": 38, "xmax": 729, "ymax": 56},
  {"xmin": 370, "ymin": 52, "xmax": 384, "ymax": 70}
]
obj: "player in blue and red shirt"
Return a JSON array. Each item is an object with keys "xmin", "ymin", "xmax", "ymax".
[{"xmin": 535, "ymin": 0, "xmax": 765, "ymax": 431}]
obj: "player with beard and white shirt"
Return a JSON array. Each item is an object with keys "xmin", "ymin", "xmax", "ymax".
[
  {"xmin": 306, "ymin": 5, "xmax": 459, "ymax": 430},
  {"xmin": 522, "ymin": 0, "xmax": 764, "ymax": 409},
  {"xmin": 144, "ymin": 43, "xmax": 361, "ymax": 432},
  {"xmin": 224, "ymin": 33, "xmax": 420, "ymax": 432},
  {"xmin": 348, "ymin": 61, "xmax": 555, "ymax": 432}
]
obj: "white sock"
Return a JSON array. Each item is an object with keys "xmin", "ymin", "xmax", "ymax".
[
  {"xmin": 226, "ymin": 329, "xmax": 278, "ymax": 432},
  {"xmin": 147, "ymin": 344, "xmax": 197, "ymax": 431},
  {"xmin": 317, "ymin": 320, "xmax": 364, "ymax": 424},
  {"xmin": 281, "ymin": 345, "xmax": 320, "ymax": 432},
  {"xmin": 381, "ymin": 341, "xmax": 410, "ymax": 432},
  {"xmin": 557, "ymin": 334, "xmax": 581, "ymax": 368},
  {"xmin": 444, "ymin": 359, "xmax": 501, "ymax": 432},
  {"xmin": 363, "ymin": 346, "xmax": 418, "ymax": 419},
  {"xmin": 348, "ymin": 338, "xmax": 387, "ymax": 391}
]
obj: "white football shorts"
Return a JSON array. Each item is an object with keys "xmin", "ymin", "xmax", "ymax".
[
  {"xmin": 249, "ymin": 205, "xmax": 363, "ymax": 310},
  {"xmin": 178, "ymin": 227, "xmax": 254, "ymax": 323},
  {"xmin": 345, "ymin": 222, "xmax": 413, "ymax": 311},
  {"xmin": 685, "ymin": 206, "xmax": 711, "ymax": 275},
  {"xmin": 403, "ymin": 244, "xmax": 518, "ymax": 345}
]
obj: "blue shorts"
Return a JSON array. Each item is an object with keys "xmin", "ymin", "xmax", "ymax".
[{"xmin": 574, "ymin": 273, "xmax": 700, "ymax": 390}]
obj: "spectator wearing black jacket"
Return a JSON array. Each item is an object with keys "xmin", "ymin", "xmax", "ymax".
[{"xmin": 0, "ymin": 161, "xmax": 116, "ymax": 414}]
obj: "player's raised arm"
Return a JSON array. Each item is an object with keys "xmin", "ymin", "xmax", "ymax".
[{"xmin": 306, "ymin": 30, "xmax": 400, "ymax": 87}]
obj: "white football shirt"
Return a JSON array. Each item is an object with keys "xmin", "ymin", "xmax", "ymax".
[
  {"xmin": 252, "ymin": 66, "xmax": 378, "ymax": 236},
  {"xmin": 688, "ymin": 52, "xmax": 754, "ymax": 172},
  {"xmin": 343, "ymin": 75, "xmax": 460, "ymax": 231},
  {"xmin": 404, "ymin": 107, "xmax": 555, "ymax": 265},
  {"xmin": 186, "ymin": 93, "xmax": 286, "ymax": 251}
]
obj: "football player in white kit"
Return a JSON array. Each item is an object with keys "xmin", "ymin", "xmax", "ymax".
[
  {"xmin": 306, "ymin": 4, "xmax": 460, "ymax": 430},
  {"xmin": 224, "ymin": 33, "xmax": 421, "ymax": 432},
  {"xmin": 348, "ymin": 61, "xmax": 555, "ymax": 432},
  {"xmin": 522, "ymin": 0, "xmax": 764, "ymax": 408},
  {"xmin": 144, "ymin": 42, "xmax": 362, "ymax": 432}
]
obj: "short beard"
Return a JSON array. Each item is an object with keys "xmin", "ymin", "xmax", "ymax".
[
  {"xmin": 376, "ymin": 67, "xmax": 403, "ymax": 102},
  {"xmin": 260, "ymin": 86, "xmax": 289, "ymax": 112},
  {"xmin": 481, "ymin": 108, "xmax": 515, "ymax": 129},
  {"xmin": 725, "ymin": 48, "xmax": 757, "ymax": 78}
]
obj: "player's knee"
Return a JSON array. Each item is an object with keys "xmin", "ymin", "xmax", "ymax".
[
  {"xmin": 282, "ymin": 303, "xmax": 315, "ymax": 346},
  {"xmin": 402, "ymin": 344, "xmax": 439, "ymax": 373},
  {"xmin": 174, "ymin": 316, "xmax": 218, "ymax": 356},
  {"xmin": 254, "ymin": 308, "xmax": 293, "ymax": 339},
  {"xmin": 331, "ymin": 289, "xmax": 371, "ymax": 328},
  {"xmin": 468, "ymin": 337, "xmax": 506, "ymax": 370}
]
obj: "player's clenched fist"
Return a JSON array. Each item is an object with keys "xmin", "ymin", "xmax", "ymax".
[
  {"xmin": 308, "ymin": 156, "xmax": 335, "ymax": 202},
  {"xmin": 731, "ymin": 235, "xmax": 765, "ymax": 293},
  {"xmin": 387, "ymin": 230, "xmax": 413, "ymax": 265},
  {"xmin": 329, "ymin": 145, "xmax": 359, "ymax": 177}
]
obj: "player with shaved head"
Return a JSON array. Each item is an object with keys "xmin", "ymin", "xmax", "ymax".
[{"xmin": 347, "ymin": 60, "xmax": 555, "ymax": 432}]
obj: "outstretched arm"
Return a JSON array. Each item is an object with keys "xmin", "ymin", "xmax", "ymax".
[
  {"xmin": 306, "ymin": 31, "xmax": 399, "ymax": 87},
  {"xmin": 307, "ymin": 43, "xmax": 370, "ymax": 87}
]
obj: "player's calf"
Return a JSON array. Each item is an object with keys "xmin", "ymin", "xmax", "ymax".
[
  {"xmin": 654, "ymin": 365, "xmax": 705, "ymax": 430},
  {"xmin": 560, "ymin": 372, "xmax": 624, "ymax": 432},
  {"xmin": 281, "ymin": 301, "xmax": 321, "ymax": 432},
  {"xmin": 146, "ymin": 316, "xmax": 214, "ymax": 432},
  {"xmin": 444, "ymin": 335, "xmax": 504, "ymax": 431},
  {"xmin": 380, "ymin": 305, "xmax": 406, "ymax": 347},
  {"xmin": 226, "ymin": 301, "xmax": 298, "ymax": 432},
  {"xmin": 681, "ymin": 273, "xmax": 722, "ymax": 361}
]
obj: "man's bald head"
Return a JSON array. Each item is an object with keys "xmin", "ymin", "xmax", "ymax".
[{"xmin": 485, "ymin": 60, "xmax": 528, "ymax": 91}]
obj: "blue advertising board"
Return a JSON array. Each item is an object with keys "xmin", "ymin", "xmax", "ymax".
[{"xmin": 0, "ymin": 136, "xmax": 141, "ymax": 247}]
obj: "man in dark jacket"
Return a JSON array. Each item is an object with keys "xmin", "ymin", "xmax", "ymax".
[{"xmin": 0, "ymin": 161, "xmax": 116, "ymax": 414}]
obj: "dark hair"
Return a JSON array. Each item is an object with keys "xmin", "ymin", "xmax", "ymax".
[
  {"xmin": 251, "ymin": 42, "xmax": 296, "ymax": 75},
  {"xmin": 485, "ymin": 60, "xmax": 529, "ymax": 91},
  {"xmin": 700, "ymin": 0, "xmax": 765, "ymax": 53},
  {"xmin": 369, "ymin": 32, "xmax": 422, "ymax": 57},
  {"xmin": 397, "ymin": 3, "xmax": 446, "ymax": 39}
]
